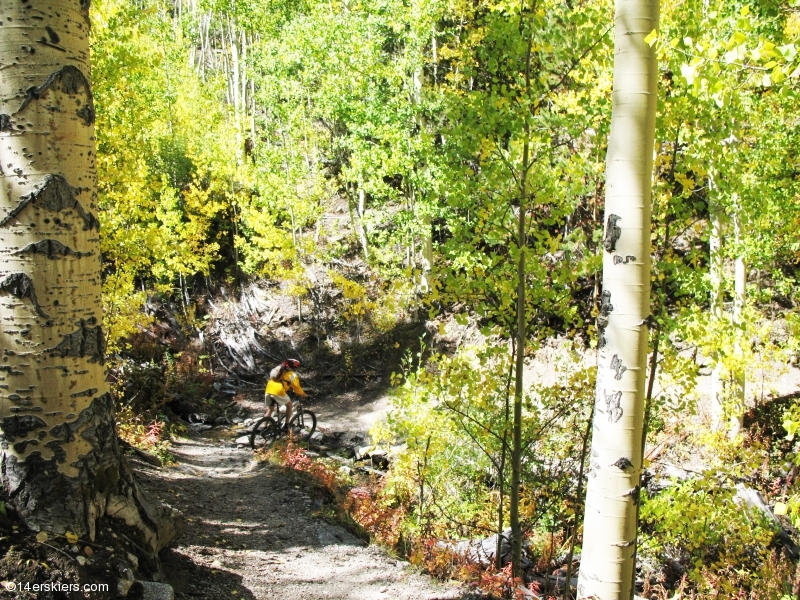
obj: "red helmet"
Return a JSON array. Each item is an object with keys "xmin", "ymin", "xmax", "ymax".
[{"xmin": 282, "ymin": 359, "xmax": 300, "ymax": 370}]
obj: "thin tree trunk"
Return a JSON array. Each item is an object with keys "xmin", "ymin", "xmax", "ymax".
[
  {"xmin": 0, "ymin": 0, "xmax": 182, "ymax": 558},
  {"xmin": 357, "ymin": 188, "xmax": 369, "ymax": 261},
  {"xmin": 562, "ymin": 411, "xmax": 594, "ymax": 600},
  {"xmin": 578, "ymin": 0, "xmax": 659, "ymax": 598},
  {"xmin": 510, "ymin": 29, "xmax": 534, "ymax": 581},
  {"xmin": 709, "ymin": 199, "xmax": 725, "ymax": 429},
  {"xmin": 730, "ymin": 214, "xmax": 746, "ymax": 438}
]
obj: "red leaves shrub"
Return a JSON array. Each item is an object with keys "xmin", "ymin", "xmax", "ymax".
[
  {"xmin": 273, "ymin": 441, "xmax": 406, "ymax": 548},
  {"xmin": 344, "ymin": 485, "xmax": 407, "ymax": 548}
]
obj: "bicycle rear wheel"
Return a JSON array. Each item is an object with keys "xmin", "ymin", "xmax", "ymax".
[
  {"xmin": 287, "ymin": 410, "xmax": 316, "ymax": 442},
  {"xmin": 249, "ymin": 417, "xmax": 280, "ymax": 450}
]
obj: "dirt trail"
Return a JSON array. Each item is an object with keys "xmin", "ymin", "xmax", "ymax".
[{"xmin": 135, "ymin": 426, "xmax": 465, "ymax": 600}]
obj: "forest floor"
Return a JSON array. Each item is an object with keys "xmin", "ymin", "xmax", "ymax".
[{"xmin": 135, "ymin": 391, "xmax": 468, "ymax": 600}]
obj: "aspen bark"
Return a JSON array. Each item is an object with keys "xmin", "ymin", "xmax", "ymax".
[
  {"xmin": 578, "ymin": 1, "xmax": 658, "ymax": 598},
  {"xmin": 730, "ymin": 214, "xmax": 746, "ymax": 438},
  {"xmin": 0, "ymin": 0, "xmax": 182, "ymax": 554},
  {"xmin": 709, "ymin": 200, "xmax": 725, "ymax": 429}
]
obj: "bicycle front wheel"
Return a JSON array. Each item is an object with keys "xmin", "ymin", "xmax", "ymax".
[
  {"xmin": 250, "ymin": 417, "xmax": 280, "ymax": 450},
  {"xmin": 287, "ymin": 410, "xmax": 317, "ymax": 442}
]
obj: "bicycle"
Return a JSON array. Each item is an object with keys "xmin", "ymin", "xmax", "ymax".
[{"xmin": 249, "ymin": 396, "xmax": 317, "ymax": 450}]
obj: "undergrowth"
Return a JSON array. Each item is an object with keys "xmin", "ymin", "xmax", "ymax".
[{"xmin": 266, "ymin": 439, "xmax": 548, "ymax": 599}]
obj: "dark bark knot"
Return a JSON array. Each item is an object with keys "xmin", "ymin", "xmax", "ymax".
[
  {"xmin": 0, "ymin": 174, "xmax": 99, "ymax": 230},
  {"xmin": 1, "ymin": 415, "xmax": 47, "ymax": 442},
  {"xmin": 602, "ymin": 214, "xmax": 621, "ymax": 253},
  {"xmin": 17, "ymin": 65, "xmax": 95, "ymax": 126},
  {"xmin": 613, "ymin": 457, "xmax": 634, "ymax": 471},
  {"xmin": 0, "ymin": 273, "xmax": 49, "ymax": 317},
  {"xmin": 48, "ymin": 317, "xmax": 105, "ymax": 363},
  {"xmin": 0, "ymin": 114, "xmax": 11, "ymax": 131},
  {"xmin": 16, "ymin": 239, "xmax": 92, "ymax": 259}
]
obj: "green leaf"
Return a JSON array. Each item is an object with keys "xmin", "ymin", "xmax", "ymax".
[{"xmin": 644, "ymin": 29, "xmax": 659, "ymax": 47}]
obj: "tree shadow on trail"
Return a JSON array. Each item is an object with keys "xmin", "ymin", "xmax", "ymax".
[{"xmin": 161, "ymin": 549, "xmax": 257, "ymax": 600}]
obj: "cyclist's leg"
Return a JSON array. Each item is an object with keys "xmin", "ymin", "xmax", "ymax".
[
  {"xmin": 265, "ymin": 397, "xmax": 278, "ymax": 418},
  {"xmin": 284, "ymin": 399, "xmax": 293, "ymax": 429},
  {"xmin": 267, "ymin": 394, "xmax": 290, "ymax": 427}
]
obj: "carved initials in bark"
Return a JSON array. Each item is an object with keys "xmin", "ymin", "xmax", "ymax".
[
  {"xmin": 613, "ymin": 255, "xmax": 636, "ymax": 265},
  {"xmin": 16, "ymin": 239, "xmax": 92, "ymax": 259},
  {"xmin": 597, "ymin": 290, "xmax": 613, "ymax": 349},
  {"xmin": 17, "ymin": 65, "xmax": 95, "ymax": 126},
  {"xmin": 0, "ymin": 273, "xmax": 49, "ymax": 317},
  {"xmin": 604, "ymin": 390, "xmax": 623, "ymax": 423},
  {"xmin": 48, "ymin": 318, "xmax": 105, "ymax": 363},
  {"xmin": 0, "ymin": 174, "xmax": 98, "ymax": 230},
  {"xmin": 602, "ymin": 214, "xmax": 622, "ymax": 253},
  {"xmin": 610, "ymin": 354, "xmax": 627, "ymax": 380}
]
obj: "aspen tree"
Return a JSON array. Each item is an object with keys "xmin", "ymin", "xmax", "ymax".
[
  {"xmin": 578, "ymin": 0, "xmax": 659, "ymax": 597},
  {"xmin": 0, "ymin": 0, "xmax": 181, "ymax": 553}
]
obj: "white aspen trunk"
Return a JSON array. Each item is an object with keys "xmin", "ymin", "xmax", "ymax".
[
  {"xmin": 578, "ymin": 1, "xmax": 659, "ymax": 598},
  {"xmin": 411, "ymin": 67, "xmax": 432, "ymax": 287},
  {"xmin": 250, "ymin": 74, "xmax": 256, "ymax": 143},
  {"xmin": 730, "ymin": 214, "xmax": 746, "ymax": 438},
  {"xmin": 229, "ymin": 23, "xmax": 242, "ymax": 160},
  {"xmin": 0, "ymin": 0, "xmax": 181, "ymax": 555},
  {"xmin": 241, "ymin": 29, "xmax": 247, "ymax": 126},
  {"xmin": 709, "ymin": 204, "xmax": 724, "ymax": 429},
  {"xmin": 357, "ymin": 187, "xmax": 370, "ymax": 261}
]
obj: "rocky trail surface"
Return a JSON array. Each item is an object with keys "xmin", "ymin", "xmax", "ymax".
[{"xmin": 134, "ymin": 417, "xmax": 466, "ymax": 600}]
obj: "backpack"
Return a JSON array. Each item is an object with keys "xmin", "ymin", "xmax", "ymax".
[{"xmin": 269, "ymin": 364, "xmax": 285, "ymax": 381}]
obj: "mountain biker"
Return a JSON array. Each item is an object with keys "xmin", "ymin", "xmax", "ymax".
[{"xmin": 264, "ymin": 359, "xmax": 308, "ymax": 430}]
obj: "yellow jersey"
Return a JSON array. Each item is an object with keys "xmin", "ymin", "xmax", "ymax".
[{"xmin": 265, "ymin": 370, "xmax": 306, "ymax": 397}]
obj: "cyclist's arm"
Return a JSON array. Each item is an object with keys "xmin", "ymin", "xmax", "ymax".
[{"xmin": 288, "ymin": 373, "xmax": 308, "ymax": 396}]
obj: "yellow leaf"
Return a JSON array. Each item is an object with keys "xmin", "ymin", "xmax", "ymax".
[
  {"xmin": 65, "ymin": 532, "xmax": 79, "ymax": 544},
  {"xmin": 36, "ymin": 532, "xmax": 48, "ymax": 543},
  {"xmin": 774, "ymin": 502, "xmax": 788, "ymax": 516}
]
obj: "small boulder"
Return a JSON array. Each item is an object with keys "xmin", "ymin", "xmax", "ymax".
[
  {"xmin": 139, "ymin": 581, "xmax": 175, "ymax": 600},
  {"xmin": 235, "ymin": 436, "xmax": 251, "ymax": 446}
]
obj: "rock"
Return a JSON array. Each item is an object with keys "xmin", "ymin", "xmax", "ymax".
[
  {"xmin": 438, "ymin": 528, "xmax": 531, "ymax": 569},
  {"xmin": 214, "ymin": 416, "xmax": 229, "ymax": 425},
  {"xmin": 355, "ymin": 445, "xmax": 376, "ymax": 460},
  {"xmin": 317, "ymin": 524, "xmax": 364, "ymax": 547},
  {"xmin": 371, "ymin": 449, "xmax": 390, "ymax": 470},
  {"xmin": 117, "ymin": 579, "xmax": 134, "ymax": 597},
  {"xmin": 127, "ymin": 553, "xmax": 139, "ymax": 569},
  {"xmin": 310, "ymin": 431, "xmax": 325, "ymax": 443},
  {"xmin": 76, "ymin": 556, "xmax": 86, "ymax": 565},
  {"xmin": 233, "ymin": 417, "xmax": 245, "ymax": 424},
  {"xmin": 235, "ymin": 436, "xmax": 251, "ymax": 446},
  {"xmin": 736, "ymin": 483, "xmax": 800, "ymax": 559},
  {"xmin": 190, "ymin": 423, "xmax": 213, "ymax": 432},
  {"xmin": 325, "ymin": 454, "xmax": 353, "ymax": 466},
  {"xmin": 133, "ymin": 447, "xmax": 162, "ymax": 467},
  {"xmin": 139, "ymin": 581, "xmax": 175, "ymax": 600}
]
